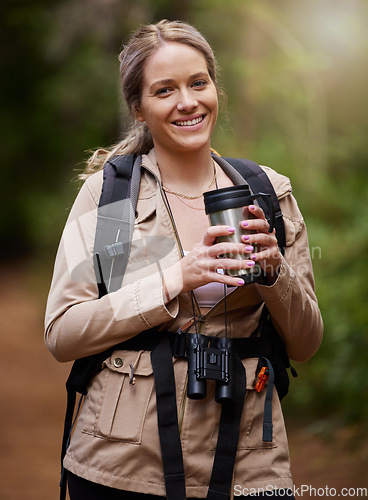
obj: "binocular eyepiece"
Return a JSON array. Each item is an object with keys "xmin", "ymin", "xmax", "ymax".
[{"xmin": 187, "ymin": 333, "xmax": 234, "ymax": 404}]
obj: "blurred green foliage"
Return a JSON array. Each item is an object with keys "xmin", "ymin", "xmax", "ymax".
[{"xmin": 1, "ymin": 0, "xmax": 367, "ymax": 425}]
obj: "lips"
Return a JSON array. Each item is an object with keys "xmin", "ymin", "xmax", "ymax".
[{"xmin": 173, "ymin": 114, "xmax": 205, "ymax": 127}]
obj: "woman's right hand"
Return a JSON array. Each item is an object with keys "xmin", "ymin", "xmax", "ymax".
[{"xmin": 162, "ymin": 225, "xmax": 255, "ymax": 301}]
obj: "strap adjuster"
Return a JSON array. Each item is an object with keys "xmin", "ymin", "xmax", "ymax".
[
  {"xmin": 172, "ymin": 330, "xmax": 187, "ymax": 358},
  {"xmin": 104, "ymin": 242, "xmax": 124, "ymax": 258}
]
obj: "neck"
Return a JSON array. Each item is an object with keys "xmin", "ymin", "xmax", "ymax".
[{"xmin": 155, "ymin": 146, "xmax": 214, "ymax": 193}]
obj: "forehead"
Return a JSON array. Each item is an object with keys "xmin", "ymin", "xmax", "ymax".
[{"xmin": 142, "ymin": 42, "xmax": 209, "ymax": 85}]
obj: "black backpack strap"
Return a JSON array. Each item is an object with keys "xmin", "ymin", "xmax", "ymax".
[
  {"xmin": 93, "ymin": 154, "xmax": 142, "ymax": 295},
  {"xmin": 151, "ymin": 335, "xmax": 186, "ymax": 500},
  {"xmin": 59, "ymin": 382, "xmax": 76, "ymax": 499},
  {"xmin": 220, "ymin": 157, "xmax": 297, "ymax": 400},
  {"xmin": 207, "ymin": 352, "xmax": 247, "ymax": 500},
  {"xmin": 60, "ymin": 155, "xmax": 142, "ymax": 500},
  {"xmin": 222, "ymin": 157, "xmax": 286, "ymax": 255},
  {"xmin": 151, "ymin": 333, "xmax": 247, "ymax": 500}
]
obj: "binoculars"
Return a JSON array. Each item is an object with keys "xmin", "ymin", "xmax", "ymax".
[{"xmin": 187, "ymin": 333, "xmax": 234, "ymax": 404}]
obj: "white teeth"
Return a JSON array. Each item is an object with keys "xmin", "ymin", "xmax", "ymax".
[{"xmin": 175, "ymin": 115, "xmax": 204, "ymax": 126}]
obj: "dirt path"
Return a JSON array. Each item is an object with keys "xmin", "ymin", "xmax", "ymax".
[
  {"xmin": 0, "ymin": 264, "xmax": 71, "ymax": 499},
  {"xmin": 0, "ymin": 265, "xmax": 367, "ymax": 499}
]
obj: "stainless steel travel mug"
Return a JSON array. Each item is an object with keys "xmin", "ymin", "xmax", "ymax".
[{"xmin": 203, "ymin": 185, "xmax": 275, "ymax": 284}]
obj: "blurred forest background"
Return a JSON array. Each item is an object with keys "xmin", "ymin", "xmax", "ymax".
[{"xmin": 1, "ymin": 0, "xmax": 368, "ymax": 498}]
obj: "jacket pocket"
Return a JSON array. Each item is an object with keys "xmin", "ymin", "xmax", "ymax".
[
  {"xmin": 238, "ymin": 358, "xmax": 277, "ymax": 450},
  {"xmin": 92, "ymin": 349, "xmax": 154, "ymax": 444},
  {"xmin": 210, "ymin": 358, "xmax": 277, "ymax": 451}
]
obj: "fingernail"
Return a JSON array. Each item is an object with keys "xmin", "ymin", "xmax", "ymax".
[
  {"xmin": 251, "ymin": 254, "xmax": 257, "ymax": 260},
  {"xmin": 241, "ymin": 221, "xmax": 249, "ymax": 228},
  {"xmin": 242, "ymin": 235, "xmax": 250, "ymax": 241},
  {"xmin": 244, "ymin": 245, "xmax": 253, "ymax": 252},
  {"xmin": 237, "ymin": 279, "xmax": 244, "ymax": 285},
  {"xmin": 246, "ymin": 261, "xmax": 255, "ymax": 267},
  {"xmin": 228, "ymin": 227, "xmax": 236, "ymax": 233},
  {"xmin": 249, "ymin": 205, "xmax": 256, "ymax": 211}
]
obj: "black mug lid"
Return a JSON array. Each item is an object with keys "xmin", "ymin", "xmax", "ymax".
[{"xmin": 204, "ymin": 185, "xmax": 252, "ymax": 214}]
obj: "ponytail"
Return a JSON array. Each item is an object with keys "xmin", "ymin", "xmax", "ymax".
[{"xmin": 79, "ymin": 121, "xmax": 153, "ymax": 180}]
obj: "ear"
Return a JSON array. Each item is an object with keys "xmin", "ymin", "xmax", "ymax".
[{"xmin": 134, "ymin": 105, "xmax": 145, "ymax": 123}]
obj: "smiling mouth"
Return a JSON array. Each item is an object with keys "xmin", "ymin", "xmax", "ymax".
[{"xmin": 173, "ymin": 115, "xmax": 205, "ymax": 127}]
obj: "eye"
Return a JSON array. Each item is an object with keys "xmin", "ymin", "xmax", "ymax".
[
  {"xmin": 155, "ymin": 87, "xmax": 172, "ymax": 96},
  {"xmin": 192, "ymin": 80, "xmax": 208, "ymax": 89}
]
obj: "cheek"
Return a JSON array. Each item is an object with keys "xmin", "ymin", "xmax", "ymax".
[
  {"xmin": 208, "ymin": 90, "xmax": 219, "ymax": 115},
  {"xmin": 209, "ymin": 95, "xmax": 219, "ymax": 125},
  {"xmin": 147, "ymin": 102, "xmax": 172, "ymax": 125},
  {"xmin": 143, "ymin": 106, "xmax": 174, "ymax": 143}
]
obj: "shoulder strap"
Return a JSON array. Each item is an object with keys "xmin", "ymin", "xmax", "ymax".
[
  {"xmin": 207, "ymin": 351, "xmax": 246, "ymax": 500},
  {"xmin": 60, "ymin": 155, "xmax": 141, "ymax": 500},
  {"xmin": 221, "ymin": 157, "xmax": 296, "ymax": 399},
  {"xmin": 222, "ymin": 157, "xmax": 286, "ymax": 255},
  {"xmin": 151, "ymin": 335, "xmax": 186, "ymax": 500},
  {"xmin": 93, "ymin": 154, "xmax": 142, "ymax": 296}
]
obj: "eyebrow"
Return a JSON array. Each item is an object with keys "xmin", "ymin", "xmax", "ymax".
[{"xmin": 149, "ymin": 72, "xmax": 209, "ymax": 92}]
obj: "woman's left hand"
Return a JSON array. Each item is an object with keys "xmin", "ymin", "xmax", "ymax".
[{"xmin": 241, "ymin": 205, "xmax": 282, "ymax": 284}]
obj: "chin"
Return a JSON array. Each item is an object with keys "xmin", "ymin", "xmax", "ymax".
[{"xmin": 175, "ymin": 136, "xmax": 212, "ymax": 153}]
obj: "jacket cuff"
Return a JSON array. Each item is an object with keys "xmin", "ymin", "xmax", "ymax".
[{"xmin": 256, "ymin": 257, "xmax": 295, "ymax": 304}]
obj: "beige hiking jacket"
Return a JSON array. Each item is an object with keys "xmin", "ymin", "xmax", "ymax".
[{"xmin": 45, "ymin": 149, "xmax": 323, "ymax": 497}]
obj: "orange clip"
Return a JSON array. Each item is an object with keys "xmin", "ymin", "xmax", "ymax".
[{"xmin": 255, "ymin": 367, "xmax": 269, "ymax": 393}]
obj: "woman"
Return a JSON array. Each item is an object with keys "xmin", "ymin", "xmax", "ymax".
[{"xmin": 45, "ymin": 19, "xmax": 323, "ymax": 499}]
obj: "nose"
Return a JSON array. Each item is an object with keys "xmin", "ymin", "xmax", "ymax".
[{"xmin": 177, "ymin": 89, "xmax": 198, "ymax": 112}]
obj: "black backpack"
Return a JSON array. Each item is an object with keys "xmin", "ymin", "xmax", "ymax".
[{"xmin": 59, "ymin": 154, "xmax": 297, "ymax": 500}]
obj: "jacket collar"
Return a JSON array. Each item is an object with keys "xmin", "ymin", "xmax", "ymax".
[
  {"xmin": 141, "ymin": 148, "xmax": 162, "ymax": 180},
  {"xmin": 141, "ymin": 148, "xmax": 246, "ymax": 185},
  {"xmin": 141, "ymin": 148, "xmax": 290, "ymax": 200}
]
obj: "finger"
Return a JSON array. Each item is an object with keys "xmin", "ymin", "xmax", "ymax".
[
  {"xmin": 241, "ymin": 218, "xmax": 271, "ymax": 234},
  {"xmin": 212, "ymin": 256, "xmax": 256, "ymax": 272},
  {"xmin": 214, "ymin": 273, "xmax": 247, "ymax": 287},
  {"xmin": 207, "ymin": 273, "xmax": 244, "ymax": 287},
  {"xmin": 188, "ymin": 260, "xmax": 249, "ymax": 288},
  {"xmin": 192, "ymin": 254, "xmax": 253, "ymax": 277},
  {"xmin": 202, "ymin": 225, "xmax": 236, "ymax": 246},
  {"xmin": 250, "ymin": 247, "xmax": 281, "ymax": 262},
  {"xmin": 208, "ymin": 242, "xmax": 253, "ymax": 258},
  {"xmin": 205, "ymin": 269, "xmax": 249, "ymax": 288},
  {"xmin": 248, "ymin": 204, "xmax": 266, "ymax": 220},
  {"xmin": 241, "ymin": 232, "xmax": 278, "ymax": 247},
  {"xmin": 249, "ymin": 205, "xmax": 275, "ymax": 234}
]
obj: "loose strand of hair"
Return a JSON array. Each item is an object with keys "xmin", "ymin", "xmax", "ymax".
[{"xmin": 79, "ymin": 121, "xmax": 153, "ymax": 180}]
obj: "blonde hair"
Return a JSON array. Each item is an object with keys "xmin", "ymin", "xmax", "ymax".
[{"xmin": 81, "ymin": 19, "xmax": 222, "ymax": 178}]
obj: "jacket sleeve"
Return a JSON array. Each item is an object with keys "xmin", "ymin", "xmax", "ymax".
[
  {"xmin": 256, "ymin": 190, "xmax": 323, "ymax": 363},
  {"xmin": 44, "ymin": 174, "xmax": 179, "ymax": 363}
]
